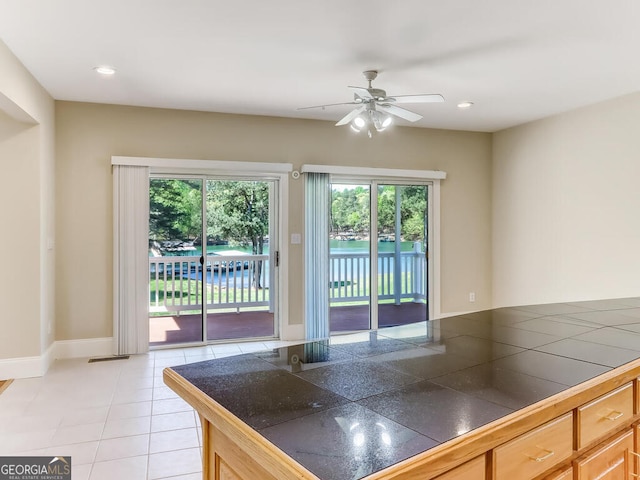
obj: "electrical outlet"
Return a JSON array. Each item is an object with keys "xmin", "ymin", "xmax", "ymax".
[{"xmin": 469, "ymin": 292, "xmax": 476, "ymax": 303}]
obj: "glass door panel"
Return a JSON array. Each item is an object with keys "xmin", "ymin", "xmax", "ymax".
[
  {"xmin": 148, "ymin": 177, "xmax": 205, "ymax": 347},
  {"xmin": 204, "ymin": 179, "xmax": 276, "ymax": 341},
  {"xmin": 377, "ymin": 184, "xmax": 428, "ymax": 327},
  {"xmin": 329, "ymin": 183, "xmax": 371, "ymax": 332}
]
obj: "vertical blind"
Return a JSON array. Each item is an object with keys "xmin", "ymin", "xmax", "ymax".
[
  {"xmin": 113, "ymin": 165, "xmax": 150, "ymax": 355},
  {"xmin": 304, "ymin": 172, "xmax": 330, "ymax": 340}
]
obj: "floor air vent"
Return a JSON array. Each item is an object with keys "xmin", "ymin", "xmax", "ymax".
[{"xmin": 88, "ymin": 355, "xmax": 130, "ymax": 363}]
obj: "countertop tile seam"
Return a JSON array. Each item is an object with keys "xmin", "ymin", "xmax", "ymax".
[
  {"xmin": 531, "ymin": 341, "xmax": 639, "ymax": 369},
  {"xmin": 491, "ymin": 352, "xmax": 612, "ymax": 387},
  {"xmin": 421, "ymin": 377, "xmax": 521, "ymax": 416}
]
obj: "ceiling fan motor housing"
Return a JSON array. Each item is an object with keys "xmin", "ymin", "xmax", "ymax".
[
  {"xmin": 369, "ymin": 88, "xmax": 387, "ymax": 101},
  {"xmin": 353, "ymin": 88, "xmax": 387, "ymax": 103}
]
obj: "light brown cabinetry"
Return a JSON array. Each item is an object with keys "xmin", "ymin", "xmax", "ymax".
[
  {"xmin": 541, "ymin": 465, "xmax": 573, "ymax": 479},
  {"xmin": 218, "ymin": 461, "xmax": 242, "ymax": 480},
  {"xmin": 434, "ymin": 455, "xmax": 485, "ymax": 479},
  {"xmin": 492, "ymin": 413, "xmax": 572, "ymax": 480},
  {"xmin": 576, "ymin": 382, "xmax": 634, "ymax": 450},
  {"xmin": 632, "ymin": 423, "xmax": 640, "ymax": 479},
  {"xmin": 573, "ymin": 428, "xmax": 635, "ymax": 479}
]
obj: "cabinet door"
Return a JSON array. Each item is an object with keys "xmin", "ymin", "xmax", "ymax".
[
  {"xmin": 634, "ymin": 423, "xmax": 640, "ymax": 479},
  {"xmin": 435, "ymin": 455, "xmax": 485, "ymax": 479},
  {"xmin": 219, "ymin": 461, "xmax": 243, "ymax": 480},
  {"xmin": 542, "ymin": 465, "xmax": 573, "ymax": 479},
  {"xmin": 574, "ymin": 428, "xmax": 634, "ymax": 480}
]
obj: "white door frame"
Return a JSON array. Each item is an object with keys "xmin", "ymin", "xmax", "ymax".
[{"xmin": 329, "ymin": 175, "xmax": 440, "ymax": 330}]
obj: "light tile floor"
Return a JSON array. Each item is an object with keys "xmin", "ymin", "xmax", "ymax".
[{"xmin": 0, "ymin": 340, "xmax": 297, "ymax": 480}]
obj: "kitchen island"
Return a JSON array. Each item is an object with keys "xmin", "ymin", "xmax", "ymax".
[{"xmin": 164, "ymin": 298, "xmax": 640, "ymax": 479}]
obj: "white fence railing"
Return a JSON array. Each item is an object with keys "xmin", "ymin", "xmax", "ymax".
[
  {"xmin": 329, "ymin": 251, "xmax": 426, "ymax": 304},
  {"xmin": 149, "ymin": 254, "xmax": 269, "ymax": 313},
  {"xmin": 149, "ymin": 251, "xmax": 426, "ymax": 314}
]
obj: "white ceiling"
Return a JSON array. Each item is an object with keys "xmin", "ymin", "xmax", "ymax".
[{"xmin": 1, "ymin": 0, "xmax": 639, "ymax": 132}]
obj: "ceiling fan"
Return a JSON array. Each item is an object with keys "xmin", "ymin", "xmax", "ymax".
[{"xmin": 299, "ymin": 70, "xmax": 444, "ymax": 135}]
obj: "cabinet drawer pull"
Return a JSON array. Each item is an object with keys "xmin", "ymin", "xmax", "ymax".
[
  {"xmin": 526, "ymin": 448, "xmax": 555, "ymax": 462},
  {"xmin": 603, "ymin": 410, "xmax": 624, "ymax": 421}
]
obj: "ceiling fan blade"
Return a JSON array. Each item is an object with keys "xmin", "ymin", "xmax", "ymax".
[
  {"xmin": 377, "ymin": 104, "xmax": 423, "ymax": 122},
  {"xmin": 297, "ymin": 101, "xmax": 360, "ymax": 111},
  {"xmin": 348, "ymin": 86, "xmax": 374, "ymax": 100},
  {"xmin": 335, "ymin": 105, "xmax": 367, "ymax": 126},
  {"xmin": 386, "ymin": 94, "xmax": 445, "ymax": 104}
]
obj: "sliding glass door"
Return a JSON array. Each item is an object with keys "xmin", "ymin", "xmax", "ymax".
[
  {"xmin": 329, "ymin": 180, "xmax": 429, "ymax": 333},
  {"xmin": 148, "ymin": 176, "xmax": 279, "ymax": 347}
]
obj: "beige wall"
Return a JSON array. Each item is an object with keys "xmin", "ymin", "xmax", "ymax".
[
  {"xmin": 0, "ymin": 111, "xmax": 41, "ymax": 358},
  {"xmin": 0, "ymin": 40, "xmax": 55, "ymax": 360},
  {"xmin": 493, "ymin": 92, "xmax": 640, "ymax": 307},
  {"xmin": 55, "ymin": 101, "xmax": 493, "ymax": 341}
]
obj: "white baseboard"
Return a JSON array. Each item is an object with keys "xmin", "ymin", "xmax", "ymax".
[
  {"xmin": 41, "ymin": 341, "xmax": 55, "ymax": 376},
  {"xmin": 54, "ymin": 337, "xmax": 114, "ymax": 360},
  {"xmin": 0, "ymin": 354, "xmax": 44, "ymax": 380},
  {"xmin": 0, "ymin": 337, "xmax": 115, "ymax": 380},
  {"xmin": 437, "ymin": 310, "xmax": 478, "ymax": 319}
]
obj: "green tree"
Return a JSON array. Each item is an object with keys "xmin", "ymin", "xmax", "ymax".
[
  {"xmin": 149, "ymin": 179, "xmax": 201, "ymax": 241},
  {"xmin": 206, "ymin": 181, "xmax": 270, "ymax": 286},
  {"xmin": 400, "ymin": 185, "xmax": 427, "ymax": 241},
  {"xmin": 206, "ymin": 181, "xmax": 269, "ymax": 254},
  {"xmin": 331, "ymin": 186, "xmax": 370, "ymax": 234},
  {"xmin": 377, "ymin": 186, "xmax": 396, "ymax": 233}
]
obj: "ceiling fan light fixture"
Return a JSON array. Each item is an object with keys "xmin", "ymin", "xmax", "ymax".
[
  {"xmin": 353, "ymin": 116, "xmax": 366, "ymax": 129},
  {"xmin": 457, "ymin": 101, "xmax": 474, "ymax": 109},
  {"xmin": 370, "ymin": 110, "xmax": 392, "ymax": 132}
]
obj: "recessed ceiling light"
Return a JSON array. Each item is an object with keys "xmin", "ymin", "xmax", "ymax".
[
  {"xmin": 94, "ymin": 66, "xmax": 116, "ymax": 75},
  {"xmin": 457, "ymin": 101, "xmax": 474, "ymax": 109}
]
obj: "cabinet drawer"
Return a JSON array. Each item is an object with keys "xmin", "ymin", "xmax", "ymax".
[
  {"xmin": 435, "ymin": 455, "xmax": 485, "ymax": 479},
  {"xmin": 576, "ymin": 382, "xmax": 633, "ymax": 449},
  {"xmin": 493, "ymin": 412, "xmax": 573, "ymax": 480},
  {"xmin": 573, "ymin": 428, "xmax": 634, "ymax": 479}
]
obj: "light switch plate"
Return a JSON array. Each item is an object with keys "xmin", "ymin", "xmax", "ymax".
[{"xmin": 291, "ymin": 233, "xmax": 301, "ymax": 244}]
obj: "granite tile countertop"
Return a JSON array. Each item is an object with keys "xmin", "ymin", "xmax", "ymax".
[{"xmin": 168, "ymin": 298, "xmax": 640, "ymax": 480}]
